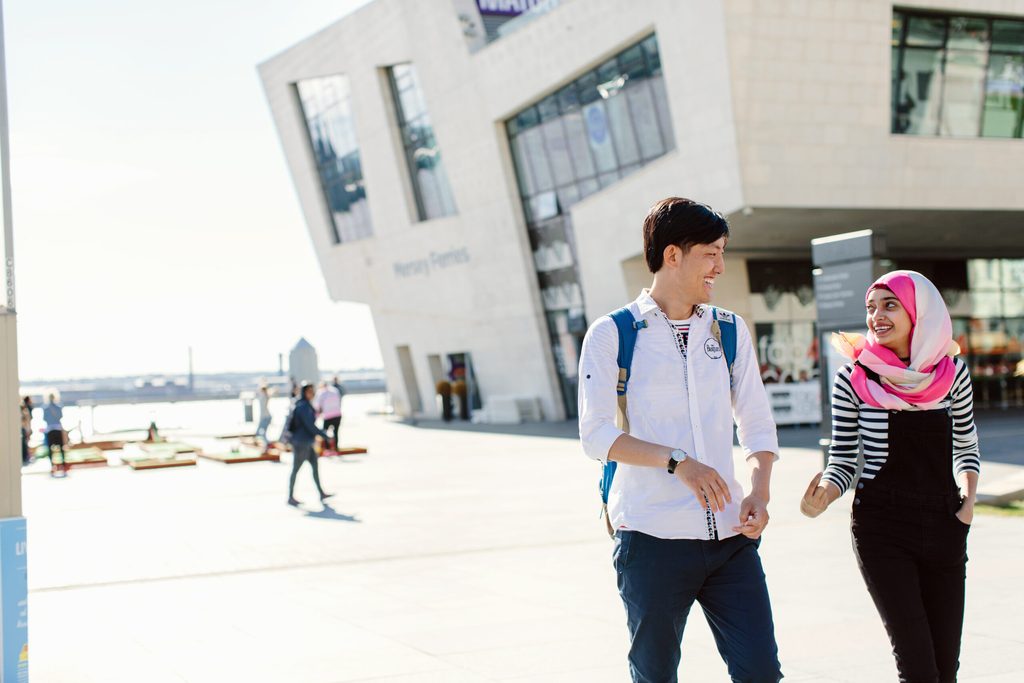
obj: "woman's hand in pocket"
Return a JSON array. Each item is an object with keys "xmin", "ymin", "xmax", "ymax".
[{"xmin": 956, "ymin": 497, "xmax": 975, "ymax": 526}]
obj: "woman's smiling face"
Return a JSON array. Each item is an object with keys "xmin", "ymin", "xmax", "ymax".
[{"xmin": 866, "ymin": 287, "xmax": 913, "ymax": 356}]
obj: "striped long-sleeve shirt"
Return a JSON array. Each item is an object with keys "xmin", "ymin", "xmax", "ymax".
[{"xmin": 821, "ymin": 358, "xmax": 981, "ymax": 497}]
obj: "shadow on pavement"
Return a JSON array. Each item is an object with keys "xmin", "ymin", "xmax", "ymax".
[{"xmin": 303, "ymin": 504, "xmax": 360, "ymax": 523}]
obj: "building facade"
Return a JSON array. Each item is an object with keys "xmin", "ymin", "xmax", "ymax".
[{"xmin": 260, "ymin": 0, "xmax": 1024, "ymax": 422}]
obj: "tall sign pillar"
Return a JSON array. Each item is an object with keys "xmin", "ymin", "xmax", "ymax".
[
  {"xmin": 0, "ymin": 1, "xmax": 29, "ymax": 680},
  {"xmin": 811, "ymin": 229, "xmax": 887, "ymax": 467}
]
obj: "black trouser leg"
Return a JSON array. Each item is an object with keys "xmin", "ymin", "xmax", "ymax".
[
  {"xmin": 288, "ymin": 445, "xmax": 306, "ymax": 498},
  {"xmin": 308, "ymin": 448, "xmax": 325, "ymax": 495},
  {"xmin": 856, "ymin": 550, "xmax": 939, "ymax": 682},
  {"xmin": 922, "ymin": 522, "xmax": 969, "ymax": 683}
]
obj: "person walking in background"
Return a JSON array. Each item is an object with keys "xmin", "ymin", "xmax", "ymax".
[
  {"xmin": 20, "ymin": 396, "xmax": 33, "ymax": 465},
  {"xmin": 255, "ymin": 384, "xmax": 273, "ymax": 453},
  {"xmin": 801, "ymin": 270, "xmax": 980, "ymax": 682},
  {"xmin": 314, "ymin": 380, "xmax": 343, "ymax": 451},
  {"xmin": 331, "ymin": 375, "xmax": 345, "ymax": 400},
  {"xmin": 43, "ymin": 392, "xmax": 68, "ymax": 476},
  {"xmin": 287, "ymin": 382, "xmax": 333, "ymax": 506}
]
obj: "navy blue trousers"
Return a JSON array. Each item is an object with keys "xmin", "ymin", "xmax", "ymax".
[{"xmin": 614, "ymin": 530, "xmax": 782, "ymax": 683}]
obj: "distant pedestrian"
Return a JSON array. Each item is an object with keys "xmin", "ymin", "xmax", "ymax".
[
  {"xmin": 20, "ymin": 396, "xmax": 33, "ymax": 465},
  {"xmin": 287, "ymin": 383, "xmax": 333, "ymax": 506},
  {"xmin": 42, "ymin": 392, "xmax": 68, "ymax": 476},
  {"xmin": 331, "ymin": 375, "xmax": 345, "ymax": 399},
  {"xmin": 255, "ymin": 384, "xmax": 273, "ymax": 452},
  {"xmin": 314, "ymin": 381, "xmax": 343, "ymax": 451}
]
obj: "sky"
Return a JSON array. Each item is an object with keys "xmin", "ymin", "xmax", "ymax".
[{"xmin": 5, "ymin": 0, "xmax": 382, "ymax": 381}]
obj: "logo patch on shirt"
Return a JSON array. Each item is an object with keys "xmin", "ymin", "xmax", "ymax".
[
  {"xmin": 715, "ymin": 310, "xmax": 734, "ymax": 323},
  {"xmin": 705, "ymin": 338, "xmax": 723, "ymax": 359}
]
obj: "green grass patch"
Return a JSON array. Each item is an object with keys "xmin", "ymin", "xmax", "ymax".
[{"xmin": 976, "ymin": 501, "xmax": 1024, "ymax": 517}]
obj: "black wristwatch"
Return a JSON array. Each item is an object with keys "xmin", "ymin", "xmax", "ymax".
[{"xmin": 667, "ymin": 448, "xmax": 688, "ymax": 474}]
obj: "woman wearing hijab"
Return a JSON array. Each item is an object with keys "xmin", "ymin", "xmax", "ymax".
[{"xmin": 801, "ymin": 270, "xmax": 980, "ymax": 682}]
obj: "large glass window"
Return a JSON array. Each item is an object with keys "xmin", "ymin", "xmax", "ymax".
[
  {"xmin": 893, "ymin": 9, "xmax": 1024, "ymax": 138},
  {"xmin": 505, "ymin": 34, "xmax": 675, "ymax": 416},
  {"xmin": 296, "ymin": 75, "xmax": 372, "ymax": 243},
  {"xmin": 387, "ymin": 64, "xmax": 457, "ymax": 221}
]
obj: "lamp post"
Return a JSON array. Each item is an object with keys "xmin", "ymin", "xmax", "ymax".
[{"xmin": 0, "ymin": 0, "xmax": 29, "ymax": 679}]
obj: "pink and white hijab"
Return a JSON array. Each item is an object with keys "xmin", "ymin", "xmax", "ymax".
[{"xmin": 831, "ymin": 270, "xmax": 960, "ymax": 411}]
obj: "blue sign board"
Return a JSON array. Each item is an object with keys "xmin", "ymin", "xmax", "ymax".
[{"xmin": 0, "ymin": 517, "xmax": 28, "ymax": 682}]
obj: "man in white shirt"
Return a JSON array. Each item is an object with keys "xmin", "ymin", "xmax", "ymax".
[{"xmin": 578, "ymin": 197, "xmax": 781, "ymax": 683}]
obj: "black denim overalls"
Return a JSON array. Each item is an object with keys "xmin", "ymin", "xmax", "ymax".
[{"xmin": 851, "ymin": 397, "xmax": 970, "ymax": 683}]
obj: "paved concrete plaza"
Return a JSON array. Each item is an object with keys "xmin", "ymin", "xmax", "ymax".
[{"xmin": 22, "ymin": 410, "xmax": 1024, "ymax": 682}]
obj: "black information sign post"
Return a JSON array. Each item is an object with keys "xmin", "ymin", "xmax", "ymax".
[{"xmin": 812, "ymin": 230, "xmax": 887, "ymax": 467}]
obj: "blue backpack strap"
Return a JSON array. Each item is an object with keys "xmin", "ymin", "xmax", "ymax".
[
  {"xmin": 710, "ymin": 306, "xmax": 738, "ymax": 387},
  {"xmin": 600, "ymin": 307, "xmax": 647, "ymax": 509}
]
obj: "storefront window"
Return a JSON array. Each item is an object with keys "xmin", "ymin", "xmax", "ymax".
[
  {"xmin": 505, "ymin": 33, "xmax": 675, "ymax": 417},
  {"xmin": 893, "ymin": 9, "xmax": 1024, "ymax": 138},
  {"xmin": 747, "ymin": 261, "xmax": 821, "ymax": 424}
]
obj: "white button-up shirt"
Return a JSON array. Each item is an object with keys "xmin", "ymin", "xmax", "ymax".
[{"xmin": 578, "ymin": 290, "xmax": 779, "ymax": 540}]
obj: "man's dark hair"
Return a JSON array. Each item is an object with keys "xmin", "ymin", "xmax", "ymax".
[{"xmin": 642, "ymin": 197, "xmax": 729, "ymax": 273}]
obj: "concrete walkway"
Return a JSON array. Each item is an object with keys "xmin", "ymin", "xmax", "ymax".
[{"xmin": 22, "ymin": 410, "xmax": 1024, "ymax": 681}]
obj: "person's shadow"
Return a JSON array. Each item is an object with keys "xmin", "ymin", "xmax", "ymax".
[{"xmin": 304, "ymin": 503, "xmax": 360, "ymax": 523}]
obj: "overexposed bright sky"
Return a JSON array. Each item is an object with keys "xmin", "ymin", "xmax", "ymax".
[{"xmin": 7, "ymin": 0, "xmax": 382, "ymax": 381}]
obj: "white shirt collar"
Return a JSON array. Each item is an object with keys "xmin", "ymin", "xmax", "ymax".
[{"xmin": 635, "ymin": 288, "xmax": 709, "ymax": 321}]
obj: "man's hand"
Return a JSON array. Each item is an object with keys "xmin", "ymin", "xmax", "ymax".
[
  {"xmin": 733, "ymin": 493, "xmax": 769, "ymax": 538},
  {"xmin": 800, "ymin": 472, "xmax": 840, "ymax": 518},
  {"xmin": 675, "ymin": 458, "xmax": 732, "ymax": 512}
]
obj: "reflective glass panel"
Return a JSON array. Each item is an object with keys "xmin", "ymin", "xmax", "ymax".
[
  {"xmin": 941, "ymin": 49, "xmax": 987, "ymax": 136},
  {"xmin": 388, "ymin": 63, "xmax": 457, "ymax": 221},
  {"xmin": 895, "ymin": 47, "xmax": 944, "ymax": 134},
  {"xmin": 992, "ymin": 20, "xmax": 1024, "ymax": 53},
  {"xmin": 982, "ymin": 54, "xmax": 1024, "ymax": 137},
  {"xmin": 296, "ymin": 75, "xmax": 372, "ymax": 243},
  {"xmin": 947, "ymin": 16, "xmax": 990, "ymax": 50},
  {"xmin": 907, "ymin": 15, "xmax": 946, "ymax": 47},
  {"xmin": 504, "ymin": 33, "xmax": 675, "ymax": 418}
]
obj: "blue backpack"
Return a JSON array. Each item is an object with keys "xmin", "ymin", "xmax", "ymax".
[{"xmin": 599, "ymin": 305, "xmax": 738, "ymax": 536}]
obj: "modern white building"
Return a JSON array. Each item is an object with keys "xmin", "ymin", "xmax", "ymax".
[{"xmin": 260, "ymin": 0, "xmax": 1024, "ymax": 422}]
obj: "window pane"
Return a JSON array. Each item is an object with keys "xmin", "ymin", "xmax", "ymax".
[
  {"xmin": 510, "ymin": 135, "xmax": 537, "ymax": 197},
  {"xmin": 941, "ymin": 49, "xmax": 986, "ymax": 136},
  {"xmin": 521, "ymin": 127, "xmax": 555, "ymax": 191},
  {"xmin": 626, "ymin": 79, "xmax": 666, "ymax": 160},
  {"xmin": 538, "ymin": 94, "xmax": 560, "ymax": 122},
  {"xmin": 541, "ymin": 118, "xmax": 576, "ymax": 186},
  {"xmin": 992, "ymin": 20, "xmax": 1024, "ymax": 53},
  {"xmin": 895, "ymin": 47, "xmax": 944, "ymax": 135},
  {"xmin": 387, "ymin": 63, "xmax": 457, "ymax": 220},
  {"xmin": 296, "ymin": 74, "xmax": 372, "ymax": 243},
  {"xmin": 605, "ymin": 91, "xmax": 641, "ymax": 166},
  {"xmin": 1002, "ymin": 260, "xmax": 1024, "ymax": 289},
  {"xmin": 947, "ymin": 16, "xmax": 990, "ymax": 51},
  {"xmin": 982, "ymin": 54, "xmax": 1024, "ymax": 137},
  {"xmin": 642, "ymin": 35, "xmax": 662, "ymax": 74},
  {"xmin": 968, "ymin": 259, "xmax": 1002, "ymax": 290},
  {"xmin": 561, "ymin": 111, "xmax": 597, "ymax": 178},
  {"xmin": 582, "ymin": 101, "xmax": 618, "ymax": 172},
  {"xmin": 649, "ymin": 75, "xmax": 675, "ymax": 150},
  {"xmin": 892, "ymin": 11, "xmax": 905, "ymax": 46},
  {"xmin": 906, "ymin": 15, "xmax": 946, "ymax": 47}
]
